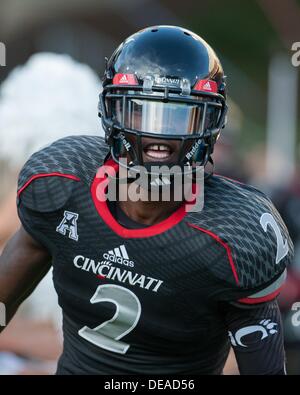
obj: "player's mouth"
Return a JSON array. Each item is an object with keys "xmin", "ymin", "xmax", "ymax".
[{"xmin": 143, "ymin": 143, "xmax": 173, "ymax": 160}]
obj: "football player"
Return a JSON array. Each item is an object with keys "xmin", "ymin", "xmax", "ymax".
[{"xmin": 0, "ymin": 26, "xmax": 293, "ymax": 374}]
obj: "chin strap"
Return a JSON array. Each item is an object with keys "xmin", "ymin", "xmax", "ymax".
[
  {"xmin": 204, "ymin": 156, "xmax": 214, "ymax": 180},
  {"xmin": 202, "ymin": 129, "xmax": 216, "ymax": 180}
]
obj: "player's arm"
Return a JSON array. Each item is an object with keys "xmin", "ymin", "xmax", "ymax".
[
  {"xmin": 0, "ymin": 138, "xmax": 80, "ymax": 333},
  {"xmin": 218, "ymin": 193, "xmax": 293, "ymax": 374},
  {"xmin": 0, "ymin": 226, "xmax": 51, "ymax": 333},
  {"xmin": 223, "ymin": 299, "xmax": 285, "ymax": 375}
]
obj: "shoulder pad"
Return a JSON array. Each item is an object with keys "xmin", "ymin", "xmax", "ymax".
[
  {"xmin": 17, "ymin": 175, "xmax": 78, "ymax": 212},
  {"xmin": 18, "ymin": 135, "xmax": 109, "ymax": 188},
  {"xmin": 187, "ymin": 175, "xmax": 294, "ymax": 303},
  {"xmin": 17, "ymin": 135, "xmax": 109, "ymax": 212}
]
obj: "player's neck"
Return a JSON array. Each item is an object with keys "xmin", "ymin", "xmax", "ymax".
[
  {"xmin": 118, "ymin": 198, "xmax": 182, "ymax": 226},
  {"xmin": 117, "ymin": 181, "xmax": 183, "ymax": 226}
]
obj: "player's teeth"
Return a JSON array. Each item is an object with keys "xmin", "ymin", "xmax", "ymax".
[
  {"xmin": 145, "ymin": 150, "xmax": 170, "ymax": 159},
  {"xmin": 147, "ymin": 144, "xmax": 170, "ymax": 151},
  {"xmin": 144, "ymin": 143, "xmax": 172, "ymax": 159},
  {"xmin": 159, "ymin": 145, "xmax": 170, "ymax": 151}
]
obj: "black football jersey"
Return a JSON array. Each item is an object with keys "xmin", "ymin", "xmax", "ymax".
[{"xmin": 17, "ymin": 136, "xmax": 293, "ymax": 374}]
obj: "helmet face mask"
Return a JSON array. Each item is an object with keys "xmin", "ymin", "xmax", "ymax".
[{"xmin": 99, "ymin": 25, "xmax": 228, "ymax": 176}]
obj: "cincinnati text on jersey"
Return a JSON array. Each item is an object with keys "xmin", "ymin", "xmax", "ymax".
[{"xmin": 73, "ymin": 255, "xmax": 164, "ymax": 292}]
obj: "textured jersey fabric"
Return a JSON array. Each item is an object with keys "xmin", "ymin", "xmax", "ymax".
[{"xmin": 16, "ymin": 135, "xmax": 293, "ymax": 374}]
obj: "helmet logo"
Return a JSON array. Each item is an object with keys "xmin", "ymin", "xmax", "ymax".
[
  {"xmin": 185, "ymin": 138, "xmax": 203, "ymax": 161},
  {"xmin": 154, "ymin": 76, "xmax": 181, "ymax": 87},
  {"xmin": 194, "ymin": 79, "xmax": 217, "ymax": 93},
  {"xmin": 120, "ymin": 74, "xmax": 128, "ymax": 83},
  {"xmin": 203, "ymin": 81, "xmax": 211, "ymax": 90},
  {"xmin": 119, "ymin": 133, "xmax": 131, "ymax": 151},
  {"xmin": 113, "ymin": 73, "xmax": 138, "ymax": 85}
]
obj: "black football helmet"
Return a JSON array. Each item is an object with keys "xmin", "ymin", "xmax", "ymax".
[{"xmin": 99, "ymin": 25, "xmax": 227, "ymax": 175}]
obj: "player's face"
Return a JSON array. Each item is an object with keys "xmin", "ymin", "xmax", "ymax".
[
  {"xmin": 111, "ymin": 96, "xmax": 210, "ymax": 165},
  {"xmin": 125, "ymin": 134, "xmax": 182, "ymax": 164},
  {"xmin": 125, "ymin": 109, "xmax": 194, "ymax": 165}
]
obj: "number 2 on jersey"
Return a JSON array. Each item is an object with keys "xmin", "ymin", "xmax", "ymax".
[
  {"xmin": 260, "ymin": 213, "xmax": 289, "ymax": 264},
  {"xmin": 78, "ymin": 284, "xmax": 141, "ymax": 354}
]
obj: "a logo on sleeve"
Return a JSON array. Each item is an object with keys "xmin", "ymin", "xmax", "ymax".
[
  {"xmin": 56, "ymin": 210, "xmax": 79, "ymax": 241},
  {"xmin": 228, "ymin": 319, "xmax": 278, "ymax": 347}
]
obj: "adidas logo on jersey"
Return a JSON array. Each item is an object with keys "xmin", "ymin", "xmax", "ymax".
[{"xmin": 103, "ymin": 245, "xmax": 135, "ymax": 268}]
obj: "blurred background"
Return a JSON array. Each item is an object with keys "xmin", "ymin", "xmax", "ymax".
[{"xmin": 0, "ymin": 0, "xmax": 299, "ymax": 375}]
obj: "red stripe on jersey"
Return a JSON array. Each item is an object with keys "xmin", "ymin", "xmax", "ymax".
[
  {"xmin": 238, "ymin": 286, "xmax": 283, "ymax": 304},
  {"xmin": 187, "ymin": 223, "xmax": 239, "ymax": 285},
  {"xmin": 91, "ymin": 158, "xmax": 198, "ymax": 239},
  {"xmin": 18, "ymin": 173, "xmax": 80, "ymax": 197}
]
